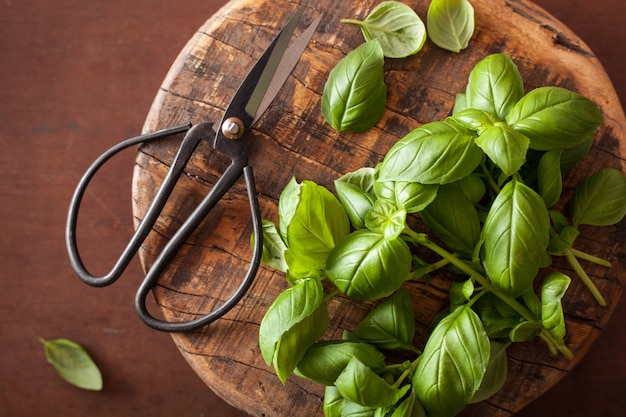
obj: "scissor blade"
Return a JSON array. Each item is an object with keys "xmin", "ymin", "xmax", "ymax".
[{"xmin": 251, "ymin": 15, "xmax": 321, "ymax": 125}]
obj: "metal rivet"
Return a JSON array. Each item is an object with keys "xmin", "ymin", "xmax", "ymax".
[{"xmin": 221, "ymin": 117, "xmax": 245, "ymax": 140}]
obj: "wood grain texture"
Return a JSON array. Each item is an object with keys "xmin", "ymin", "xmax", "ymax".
[{"xmin": 131, "ymin": 0, "xmax": 626, "ymax": 416}]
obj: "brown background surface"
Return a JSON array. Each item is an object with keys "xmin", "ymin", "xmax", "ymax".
[{"xmin": 0, "ymin": 1, "xmax": 624, "ymax": 416}]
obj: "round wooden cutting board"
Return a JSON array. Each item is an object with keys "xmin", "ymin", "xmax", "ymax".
[{"xmin": 132, "ymin": 0, "xmax": 626, "ymax": 416}]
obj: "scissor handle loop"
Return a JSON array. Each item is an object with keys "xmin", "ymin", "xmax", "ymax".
[
  {"xmin": 66, "ymin": 122, "xmax": 197, "ymax": 287},
  {"xmin": 134, "ymin": 165, "xmax": 263, "ymax": 332}
]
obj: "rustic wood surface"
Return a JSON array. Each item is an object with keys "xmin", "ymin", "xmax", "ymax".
[{"xmin": 131, "ymin": 0, "xmax": 625, "ymax": 416}]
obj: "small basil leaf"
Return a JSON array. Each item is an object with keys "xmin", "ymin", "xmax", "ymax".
[
  {"xmin": 392, "ymin": 391, "xmax": 426, "ymax": 417},
  {"xmin": 40, "ymin": 338, "xmax": 103, "ymax": 391},
  {"xmin": 570, "ymin": 168, "xmax": 626, "ymax": 227},
  {"xmin": 324, "ymin": 385, "xmax": 347, "ymax": 417},
  {"xmin": 471, "ymin": 294, "xmax": 521, "ymax": 339},
  {"xmin": 373, "ymin": 179, "xmax": 439, "ymax": 214},
  {"xmin": 505, "ymin": 86, "xmax": 604, "ymax": 151},
  {"xmin": 465, "ymin": 54, "xmax": 525, "ymax": 120},
  {"xmin": 469, "ymin": 341, "xmax": 509, "ymax": 403},
  {"xmin": 427, "ymin": 0, "xmax": 475, "ymax": 53},
  {"xmin": 278, "ymin": 177, "xmax": 303, "ymax": 244},
  {"xmin": 541, "ymin": 272, "xmax": 571, "ymax": 339},
  {"xmin": 353, "ymin": 289, "xmax": 416, "ymax": 350},
  {"xmin": 452, "ymin": 93, "xmax": 468, "ymax": 114},
  {"xmin": 378, "ymin": 120, "xmax": 482, "ymax": 185},
  {"xmin": 509, "ymin": 321, "xmax": 543, "ymax": 342},
  {"xmin": 364, "ymin": 199, "xmax": 407, "ymax": 240},
  {"xmin": 559, "ymin": 137, "xmax": 593, "ymax": 175},
  {"xmin": 549, "ymin": 209, "xmax": 570, "ymax": 232},
  {"xmin": 420, "ymin": 182, "xmax": 481, "ymax": 258},
  {"xmin": 336, "ymin": 357, "xmax": 411, "ymax": 408},
  {"xmin": 326, "ymin": 230, "xmax": 412, "ymax": 301},
  {"xmin": 456, "ymin": 173, "xmax": 486, "ymax": 204},
  {"xmin": 286, "ymin": 180, "xmax": 350, "ymax": 278},
  {"xmin": 259, "ymin": 278, "xmax": 325, "ymax": 366},
  {"xmin": 451, "ymin": 109, "xmax": 499, "ymax": 134},
  {"xmin": 335, "ymin": 180, "xmax": 377, "ymax": 230},
  {"xmin": 273, "ymin": 301, "xmax": 328, "ymax": 383},
  {"xmin": 413, "ymin": 306, "xmax": 490, "ymax": 417},
  {"xmin": 322, "ymin": 40, "xmax": 387, "ymax": 132},
  {"xmin": 342, "ymin": 1, "xmax": 427, "ymax": 58},
  {"xmin": 258, "ymin": 219, "xmax": 288, "ymax": 272},
  {"xmin": 548, "ymin": 225, "xmax": 580, "ymax": 254},
  {"xmin": 295, "ymin": 341, "xmax": 386, "ymax": 386},
  {"xmin": 537, "ymin": 149, "xmax": 563, "ymax": 208},
  {"xmin": 474, "ymin": 124, "xmax": 530, "ymax": 177},
  {"xmin": 481, "ymin": 178, "xmax": 551, "ymax": 298}
]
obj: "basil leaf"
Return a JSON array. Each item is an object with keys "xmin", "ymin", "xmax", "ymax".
[
  {"xmin": 413, "ymin": 306, "xmax": 490, "ymax": 417},
  {"xmin": 273, "ymin": 301, "xmax": 328, "ymax": 383},
  {"xmin": 452, "ymin": 93, "xmax": 468, "ymax": 114},
  {"xmin": 570, "ymin": 168, "xmax": 626, "ymax": 227},
  {"xmin": 474, "ymin": 124, "xmax": 530, "ymax": 177},
  {"xmin": 560, "ymin": 137, "xmax": 593, "ymax": 175},
  {"xmin": 465, "ymin": 54, "xmax": 525, "ymax": 120},
  {"xmin": 335, "ymin": 168, "xmax": 378, "ymax": 229},
  {"xmin": 509, "ymin": 320, "xmax": 543, "ymax": 342},
  {"xmin": 456, "ymin": 173, "xmax": 486, "ymax": 204},
  {"xmin": 322, "ymin": 40, "xmax": 387, "ymax": 132},
  {"xmin": 451, "ymin": 108, "xmax": 499, "ymax": 134},
  {"xmin": 472, "ymin": 294, "xmax": 521, "ymax": 339},
  {"xmin": 378, "ymin": 120, "xmax": 482, "ymax": 185},
  {"xmin": 326, "ymin": 230, "xmax": 412, "ymax": 301},
  {"xmin": 427, "ymin": 0, "xmax": 475, "ymax": 53},
  {"xmin": 392, "ymin": 391, "xmax": 426, "ymax": 417},
  {"xmin": 537, "ymin": 149, "xmax": 563, "ymax": 208},
  {"xmin": 469, "ymin": 341, "xmax": 509, "ymax": 403},
  {"xmin": 40, "ymin": 338, "xmax": 103, "ymax": 391},
  {"xmin": 541, "ymin": 272, "xmax": 571, "ymax": 339},
  {"xmin": 364, "ymin": 199, "xmax": 407, "ymax": 240},
  {"xmin": 342, "ymin": 1, "xmax": 427, "ymax": 58},
  {"xmin": 374, "ymin": 179, "xmax": 439, "ymax": 214},
  {"xmin": 420, "ymin": 182, "xmax": 481, "ymax": 258},
  {"xmin": 353, "ymin": 289, "xmax": 416, "ymax": 350},
  {"xmin": 548, "ymin": 225, "xmax": 579, "ymax": 254},
  {"xmin": 336, "ymin": 357, "xmax": 411, "ymax": 408},
  {"xmin": 481, "ymin": 178, "xmax": 550, "ymax": 297},
  {"xmin": 258, "ymin": 219, "xmax": 288, "ymax": 272},
  {"xmin": 278, "ymin": 177, "xmax": 303, "ymax": 244},
  {"xmin": 505, "ymin": 86, "xmax": 604, "ymax": 151},
  {"xmin": 324, "ymin": 385, "xmax": 347, "ymax": 417},
  {"xmin": 285, "ymin": 180, "xmax": 350, "ymax": 278},
  {"xmin": 259, "ymin": 278, "xmax": 326, "ymax": 366},
  {"xmin": 295, "ymin": 341, "xmax": 386, "ymax": 386}
]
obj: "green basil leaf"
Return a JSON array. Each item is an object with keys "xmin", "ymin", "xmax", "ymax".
[
  {"xmin": 541, "ymin": 272, "xmax": 571, "ymax": 339},
  {"xmin": 336, "ymin": 357, "xmax": 411, "ymax": 408},
  {"xmin": 286, "ymin": 180, "xmax": 350, "ymax": 278},
  {"xmin": 427, "ymin": 0, "xmax": 475, "ymax": 53},
  {"xmin": 378, "ymin": 120, "xmax": 482, "ymax": 185},
  {"xmin": 471, "ymin": 294, "xmax": 521, "ymax": 339},
  {"xmin": 258, "ymin": 219, "xmax": 288, "ymax": 272},
  {"xmin": 537, "ymin": 149, "xmax": 563, "ymax": 208},
  {"xmin": 364, "ymin": 199, "xmax": 407, "ymax": 240},
  {"xmin": 465, "ymin": 54, "xmax": 525, "ymax": 120},
  {"xmin": 353, "ymin": 289, "xmax": 416, "ymax": 350},
  {"xmin": 451, "ymin": 109, "xmax": 499, "ymax": 134},
  {"xmin": 469, "ymin": 341, "xmax": 509, "ymax": 403},
  {"xmin": 505, "ymin": 86, "xmax": 604, "ymax": 151},
  {"xmin": 342, "ymin": 1, "xmax": 427, "ymax": 58},
  {"xmin": 548, "ymin": 225, "xmax": 579, "ymax": 254},
  {"xmin": 559, "ymin": 137, "xmax": 593, "ymax": 175},
  {"xmin": 509, "ymin": 320, "xmax": 543, "ymax": 342},
  {"xmin": 259, "ymin": 279, "xmax": 325, "ymax": 366},
  {"xmin": 474, "ymin": 124, "xmax": 530, "ymax": 177},
  {"xmin": 295, "ymin": 341, "xmax": 386, "ymax": 386},
  {"xmin": 322, "ymin": 40, "xmax": 387, "ymax": 132},
  {"xmin": 420, "ymin": 182, "xmax": 481, "ymax": 258},
  {"xmin": 326, "ymin": 230, "xmax": 412, "ymax": 301},
  {"xmin": 456, "ymin": 173, "xmax": 486, "ymax": 204},
  {"xmin": 481, "ymin": 178, "xmax": 550, "ymax": 297},
  {"xmin": 40, "ymin": 338, "xmax": 103, "ymax": 391},
  {"xmin": 278, "ymin": 177, "xmax": 303, "ymax": 244},
  {"xmin": 273, "ymin": 301, "xmax": 328, "ymax": 383},
  {"xmin": 413, "ymin": 306, "xmax": 490, "ymax": 417},
  {"xmin": 373, "ymin": 179, "xmax": 439, "ymax": 214},
  {"xmin": 391, "ymin": 391, "xmax": 426, "ymax": 417},
  {"xmin": 324, "ymin": 385, "xmax": 347, "ymax": 417},
  {"xmin": 570, "ymin": 168, "xmax": 626, "ymax": 227},
  {"xmin": 335, "ymin": 168, "xmax": 378, "ymax": 229}
]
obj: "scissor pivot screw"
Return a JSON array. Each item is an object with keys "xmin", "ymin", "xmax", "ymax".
[{"xmin": 222, "ymin": 117, "xmax": 245, "ymax": 140}]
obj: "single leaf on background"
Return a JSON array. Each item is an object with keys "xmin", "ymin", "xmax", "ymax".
[
  {"xmin": 413, "ymin": 306, "xmax": 490, "ymax": 417},
  {"xmin": 342, "ymin": 1, "xmax": 427, "ymax": 58},
  {"xmin": 465, "ymin": 53, "xmax": 525, "ymax": 120},
  {"xmin": 427, "ymin": 0, "xmax": 475, "ymax": 53},
  {"xmin": 505, "ymin": 86, "xmax": 603, "ymax": 151},
  {"xmin": 570, "ymin": 168, "xmax": 626, "ymax": 227},
  {"xmin": 481, "ymin": 178, "xmax": 550, "ymax": 298},
  {"xmin": 353, "ymin": 289, "xmax": 416, "ymax": 350},
  {"xmin": 40, "ymin": 338, "xmax": 103, "ymax": 391},
  {"xmin": 322, "ymin": 39, "xmax": 387, "ymax": 132}
]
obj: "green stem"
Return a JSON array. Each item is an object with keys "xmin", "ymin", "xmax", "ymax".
[
  {"xmin": 480, "ymin": 160, "xmax": 501, "ymax": 194},
  {"xmin": 392, "ymin": 356, "xmax": 422, "ymax": 389},
  {"xmin": 408, "ymin": 256, "xmax": 452, "ymax": 281},
  {"xmin": 564, "ymin": 248, "xmax": 607, "ymax": 306},
  {"xmin": 570, "ymin": 248, "xmax": 612, "ymax": 267}
]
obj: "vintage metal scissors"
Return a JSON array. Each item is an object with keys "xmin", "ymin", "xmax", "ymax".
[{"xmin": 66, "ymin": 4, "xmax": 320, "ymax": 332}]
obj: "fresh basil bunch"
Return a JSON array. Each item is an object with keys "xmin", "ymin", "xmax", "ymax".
[{"xmin": 258, "ymin": 53, "xmax": 625, "ymax": 417}]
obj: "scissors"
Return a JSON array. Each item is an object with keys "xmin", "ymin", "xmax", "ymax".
[{"xmin": 66, "ymin": 3, "xmax": 321, "ymax": 332}]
